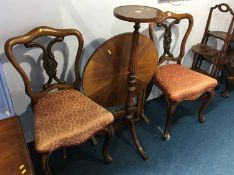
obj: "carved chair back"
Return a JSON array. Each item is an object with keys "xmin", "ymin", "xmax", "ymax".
[
  {"xmin": 149, "ymin": 12, "xmax": 193, "ymax": 65},
  {"xmin": 5, "ymin": 26, "xmax": 84, "ymax": 104},
  {"xmin": 202, "ymin": 3, "xmax": 234, "ymax": 56}
]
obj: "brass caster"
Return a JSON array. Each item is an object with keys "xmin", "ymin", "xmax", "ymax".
[{"xmin": 163, "ymin": 132, "xmax": 170, "ymax": 141}]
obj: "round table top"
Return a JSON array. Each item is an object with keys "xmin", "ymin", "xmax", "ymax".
[
  {"xmin": 82, "ymin": 33, "xmax": 158, "ymax": 107},
  {"xmin": 114, "ymin": 5, "xmax": 163, "ymax": 23}
]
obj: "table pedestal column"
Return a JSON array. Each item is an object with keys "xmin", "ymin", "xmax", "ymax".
[{"xmin": 126, "ymin": 22, "xmax": 148, "ymax": 160}]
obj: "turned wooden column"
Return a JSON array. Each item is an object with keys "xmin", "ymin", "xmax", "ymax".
[
  {"xmin": 126, "ymin": 22, "xmax": 148, "ymax": 160},
  {"xmin": 126, "ymin": 22, "xmax": 140, "ymax": 119},
  {"xmin": 113, "ymin": 5, "xmax": 163, "ymax": 160}
]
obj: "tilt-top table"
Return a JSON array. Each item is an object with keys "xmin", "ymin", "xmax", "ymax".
[{"xmin": 114, "ymin": 5, "xmax": 163, "ymax": 160}]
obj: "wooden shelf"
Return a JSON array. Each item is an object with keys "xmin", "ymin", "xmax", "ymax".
[
  {"xmin": 192, "ymin": 67, "xmax": 213, "ymax": 77},
  {"xmin": 192, "ymin": 44, "xmax": 220, "ymax": 64},
  {"xmin": 208, "ymin": 31, "xmax": 234, "ymax": 41}
]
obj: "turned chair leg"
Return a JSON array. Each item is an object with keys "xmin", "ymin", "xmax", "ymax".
[
  {"xmin": 163, "ymin": 101, "xmax": 178, "ymax": 141},
  {"xmin": 41, "ymin": 153, "xmax": 52, "ymax": 175},
  {"xmin": 198, "ymin": 90, "xmax": 215, "ymax": 123},
  {"xmin": 103, "ymin": 125, "xmax": 115, "ymax": 164}
]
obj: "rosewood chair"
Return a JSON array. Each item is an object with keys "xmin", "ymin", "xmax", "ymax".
[
  {"xmin": 5, "ymin": 26, "xmax": 114, "ymax": 175},
  {"xmin": 149, "ymin": 12, "xmax": 218, "ymax": 140},
  {"xmin": 191, "ymin": 3, "xmax": 234, "ymax": 79}
]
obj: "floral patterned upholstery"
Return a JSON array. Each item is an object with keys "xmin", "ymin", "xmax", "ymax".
[
  {"xmin": 34, "ymin": 89, "xmax": 114, "ymax": 153},
  {"xmin": 154, "ymin": 64, "xmax": 218, "ymax": 102}
]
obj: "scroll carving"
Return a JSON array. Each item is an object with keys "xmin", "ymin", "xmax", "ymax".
[
  {"xmin": 25, "ymin": 37, "xmax": 65, "ymax": 89},
  {"xmin": 158, "ymin": 19, "xmax": 179, "ymax": 63}
]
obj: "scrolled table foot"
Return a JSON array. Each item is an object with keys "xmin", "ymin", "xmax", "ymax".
[
  {"xmin": 163, "ymin": 132, "xmax": 170, "ymax": 141},
  {"xmin": 129, "ymin": 119, "xmax": 148, "ymax": 160}
]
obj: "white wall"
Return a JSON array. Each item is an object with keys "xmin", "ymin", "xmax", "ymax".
[{"xmin": 0, "ymin": 0, "xmax": 233, "ymax": 142}]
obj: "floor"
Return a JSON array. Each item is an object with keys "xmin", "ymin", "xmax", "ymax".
[{"xmin": 29, "ymin": 87, "xmax": 234, "ymax": 175}]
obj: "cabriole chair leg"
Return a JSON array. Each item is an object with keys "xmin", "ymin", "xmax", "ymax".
[
  {"xmin": 103, "ymin": 125, "xmax": 115, "ymax": 164},
  {"xmin": 41, "ymin": 153, "xmax": 52, "ymax": 175},
  {"xmin": 198, "ymin": 90, "xmax": 215, "ymax": 123}
]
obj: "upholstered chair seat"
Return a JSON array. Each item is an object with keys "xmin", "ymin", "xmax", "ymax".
[
  {"xmin": 154, "ymin": 64, "xmax": 218, "ymax": 102},
  {"xmin": 34, "ymin": 89, "xmax": 114, "ymax": 153},
  {"xmin": 149, "ymin": 12, "xmax": 218, "ymax": 141}
]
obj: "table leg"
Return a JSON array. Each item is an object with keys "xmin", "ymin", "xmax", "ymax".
[{"xmin": 126, "ymin": 22, "xmax": 148, "ymax": 160}]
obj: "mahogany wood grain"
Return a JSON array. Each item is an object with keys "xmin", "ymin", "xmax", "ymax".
[
  {"xmin": 82, "ymin": 33, "xmax": 158, "ymax": 107},
  {"xmin": 0, "ymin": 117, "xmax": 34, "ymax": 175}
]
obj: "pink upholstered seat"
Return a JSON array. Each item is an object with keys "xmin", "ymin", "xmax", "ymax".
[
  {"xmin": 154, "ymin": 64, "xmax": 218, "ymax": 102},
  {"xmin": 34, "ymin": 89, "xmax": 114, "ymax": 153}
]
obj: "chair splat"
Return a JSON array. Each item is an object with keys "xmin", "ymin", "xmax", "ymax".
[
  {"xmin": 158, "ymin": 19, "xmax": 180, "ymax": 63},
  {"xmin": 24, "ymin": 37, "xmax": 65, "ymax": 89}
]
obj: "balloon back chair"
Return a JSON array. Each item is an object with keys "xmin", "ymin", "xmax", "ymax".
[
  {"xmin": 149, "ymin": 12, "xmax": 218, "ymax": 140},
  {"xmin": 5, "ymin": 26, "xmax": 114, "ymax": 175}
]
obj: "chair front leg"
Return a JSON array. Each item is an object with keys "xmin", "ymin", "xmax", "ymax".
[
  {"xmin": 41, "ymin": 152, "xmax": 52, "ymax": 175},
  {"xmin": 103, "ymin": 125, "xmax": 115, "ymax": 164},
  {"xmin": 163, "ymin": 100, "xmax": 178, "ymax": 141},
  {"xmin": 198, "ymin": 90, "xmax": 215, "ymax": 123}
]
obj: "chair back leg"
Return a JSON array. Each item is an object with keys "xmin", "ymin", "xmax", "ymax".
[
  {"xmin": 103, "ymin": 125, "xmax": 115, "ymax": 164},
  {"xmin": 163, "ymin": 101, "xmax": 178, "ymax": 141}
]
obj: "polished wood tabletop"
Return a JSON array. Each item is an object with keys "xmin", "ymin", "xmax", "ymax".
[
  {"xmin": 114, "ymin": 5, "xmax": 163, "ymax": 23},
  {"xmin": 0, "ymin": 117, "xmax": 34, "ymax": 175},
  {"xmin": 82, "ymin": 33, "xmax": 158, "ymax": 107}
]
